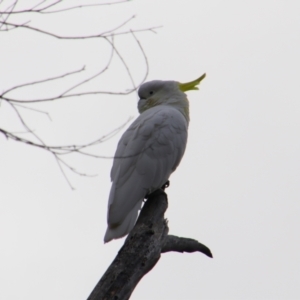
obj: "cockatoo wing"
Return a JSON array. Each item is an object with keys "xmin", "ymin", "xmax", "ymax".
[{"xmin": 104, "ymin": 105, "xmax": 188, "ymax": 242}]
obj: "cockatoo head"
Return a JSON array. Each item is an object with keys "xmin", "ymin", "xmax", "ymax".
[{"xmin": 137, "ymin": 74, "xmax": 206, "ymax": 115}]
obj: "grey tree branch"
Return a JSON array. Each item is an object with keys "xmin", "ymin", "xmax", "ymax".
[
  {"xmin": 87, "ymin": 189, "xmax": 212, "ymax": 300},
  {"xmin": 162, "ymin": 235, "xmax": 213, "ymax": 257}
]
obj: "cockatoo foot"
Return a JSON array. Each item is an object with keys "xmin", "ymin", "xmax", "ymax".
[
  {"xmin": 144, "ymin": 181, "xmax": 169, "ymax": 201},
  {"xmin": 161, "ymin": 180, "xmax": 170, "ymax": 190}
]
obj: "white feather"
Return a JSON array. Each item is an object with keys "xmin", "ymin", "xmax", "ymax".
[{"xmin": 104, "ymin": 104, "xmax": 188, "ymax": 242}]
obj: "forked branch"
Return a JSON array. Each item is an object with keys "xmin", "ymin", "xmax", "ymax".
[{"xmin": 87, "ymin": 189, "xmax": 212, "ymax": 300}]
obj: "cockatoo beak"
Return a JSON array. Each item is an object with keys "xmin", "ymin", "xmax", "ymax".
[{"xmin": 179, "ymin": 73, "xmax": 206, "ymax": 92}]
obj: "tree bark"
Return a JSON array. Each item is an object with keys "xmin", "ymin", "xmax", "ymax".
[{"xmin": 87, "ymin": 189, "xmax": 212, "ymax": 300}]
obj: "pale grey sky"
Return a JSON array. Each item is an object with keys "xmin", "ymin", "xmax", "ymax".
[{"xmin": 1, "ymin": 1, "xmax": 300, "ymax": 299}]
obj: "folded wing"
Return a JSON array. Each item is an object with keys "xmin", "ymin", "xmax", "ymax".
[{"xmin": 104, "ymin": 105, "xmax": 188, "ymax": 242}]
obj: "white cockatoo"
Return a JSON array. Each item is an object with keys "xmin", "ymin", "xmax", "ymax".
[{"xmin": 104, "ymin": 74, "xmax": 206, "ymax": 243}]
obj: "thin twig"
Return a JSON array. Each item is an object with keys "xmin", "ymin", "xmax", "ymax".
[
  {"xmin": 0, "ymin": 0, "xmax": 130, "ymax": 14},
  {"xmin": 0, "ymin": 0, "xmax": 156, "ymax": 188},
  {"xmin": 0, "ymin": 21, "xmax": 161, "ymax": 38},
  {"xmin": 104, "ymin": 36, "xmax": 137, "ymax": 92},
  {"xmin": 8, "ymin": 102, "xmax": 46, "ymax": 146},
  {"xmin": 97, "ymin": 15, "xmax": 135, "ymax": 37},
  {"xmin": 1, "ymin": 90, "xmax": 132, "ymax": 103},
  {"xmin": 130, "ymin": 30, "xmax": 149, "ymax": 88},
  {"xmin": 0, "ymin": 117, "xmax": 131, "ymax": 156},
  {"xmin": 54, "ymin": 155, "xmax": 75, "ymax": 190},
  {"xmin": 1, "ymin": 20, "xmax": 160, "ymax": 39},
  {"xmin": 1, "ymin": 66, "xmax": 85, "ymax": 97},
  {"xmin": 0, "ymin": 0, "xmax": 18, "ymax": 30},
  {"xmin": 1, "ymin": 32, "xmax": 150, "ymax": 104},
  {"xmin": 60, "ymin": 37, "xmax": 115, "ymax": 96},
  {"xmin": 30, "ymin": 0, "xmax": 49, "ymax": 11},
  {"xmin": 56, "ymin": 156, "xmax": 97, "ymax": 178},
  {"xmin": 12, "ymin": 103, "xmax": 52, "ymax": 121}
]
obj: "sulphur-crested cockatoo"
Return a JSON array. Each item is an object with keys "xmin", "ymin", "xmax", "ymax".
[{"xmin": 104, "ymin": 74, "xmax": 206, "ymax": 243}]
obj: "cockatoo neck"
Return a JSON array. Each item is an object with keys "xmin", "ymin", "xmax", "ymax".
[
  {"xmin": 162, "ymin": 94, "xmax": 190, "ymax": 123},
  {"xmin": 138, "ymin": 92, "xmax": 190, "ymax": 124}
]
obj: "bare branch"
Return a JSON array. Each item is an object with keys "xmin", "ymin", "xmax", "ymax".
[
  {"xmin": 59, "ymin": 37, "xmax": 115, "ymax": 97},
  {"xmin": 162, "ymin": 235, "xmax": 213, "ymax": 257},
  {"xmin": 0, "ymin": 117, "xmax": 126, "ymax": 188},
  {"xmin": 30, "ymin": 0, "xmax": 49, "ymax": 11},
  {"xmin": 104, "ymin": 37, "xmax": 137, "ymax": 91},
  {"xmin": 0, "ymin": 19, "xmax": 30, "ymax": 31},
  {"xmin": 43, "ymin": 1, "xmax": 130, "ymax": 14},
  {"xmin": 54, "ymin": 155, "xmax": 75, "ymax": 190},
  {"xmin": 87, "ymin": 189, "xmax": 212, "ymax": 300},
  {"xmin": 2, "ymin": 89, "xmax": 132, "ymax": 103},
  {"xmin": 87, "ymin": 189, "xmax": 169, "ymax": 300},
  {"xmin": 0, "ymin": 0, "xmax": 130, "ymax": 15},
  {"xmin": 0, "ymin": 0, "xmax": 18, "ymax": 30},
  {"xmin": 56, "ymin": 156, "xmax": 97, "ymax": 178},
  {"xmin": 130, "ymin": 30, "xmax": 149, "ymax": 88},
  {"xmin": 0, "ymin": 117, "xmax": 132, "ymax": 156},
  {"xmin": 0, "ymin": 0, "xmax": 156, "ymax": 187},
  {"xmin": 1, "ymin": 66, "xmax": 85, "ymax": 97},
  {"xmin": 0, "ymin": 20, "xmax": 160, "ymax": 39},
  {"xmin": 7, "ymin": 101, "xmax": 46, "ymax": 146},
  {"xmin": 105, "ymin": 26, "xmax": 161, "ymax": 37},
  {"xmin": 1, "ymin": 32, "xmax": 150, "ymax": 104},
  {"xmin": 97, "ymin": 15, "xmax": 135, "ymax": 37},
  {"xmin": 12, "ymin": 103, "xmax": 52, "ymax": 121}
]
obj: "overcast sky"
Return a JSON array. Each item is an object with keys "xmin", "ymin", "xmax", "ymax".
[{"xmin": 1, "ymin": 1, "xmax": 300, "ymax": 299}]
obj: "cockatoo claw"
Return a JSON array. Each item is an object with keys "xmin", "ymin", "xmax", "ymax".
[{"xmin": 161, "ymin": 180, "xmax": 170, "ymax": 190}]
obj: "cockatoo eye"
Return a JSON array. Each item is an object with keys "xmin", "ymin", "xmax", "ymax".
[{"xmin": 149, "ymin": 91, "xmax": 154, "ymax": 95}]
